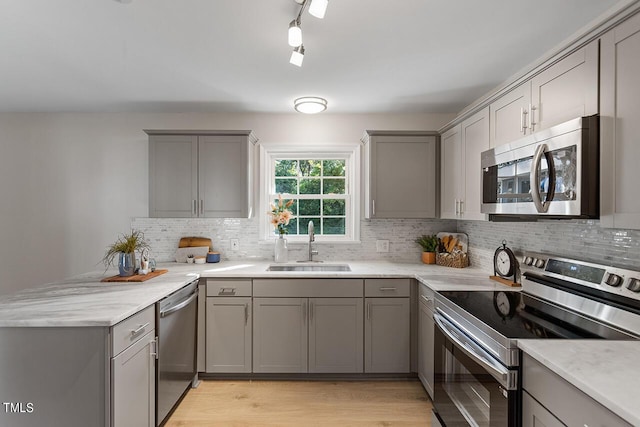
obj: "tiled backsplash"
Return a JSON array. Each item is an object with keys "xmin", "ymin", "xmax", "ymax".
[
  {"xmin": 458, "ymin": 220, "xmax": 640, "ymax": 271},
  {"xmin": 132, "ymin": 217, "xmax": 640, "ymax": 272},
  {"xmin": 131, "ymin": 217, "xmax": 457, "ymax": 264}
]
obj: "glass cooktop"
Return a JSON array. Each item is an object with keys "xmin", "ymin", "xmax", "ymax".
[{"xmin": 438, "ymin": 290, "xmax": 631, "ymax": 340}]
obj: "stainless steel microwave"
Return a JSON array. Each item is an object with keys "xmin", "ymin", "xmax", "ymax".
[{"xmin": 481, "ymin": 115, "xmax": 599, "ymax": 220}]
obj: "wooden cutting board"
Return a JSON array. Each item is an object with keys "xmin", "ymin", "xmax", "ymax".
[
  {"xmin": 178, "ymin": 237, "xmax": 212, "ymax": 250},
  {"xmin": 101, "ymin": 269, "xmax": 168, "ymax": 283}
]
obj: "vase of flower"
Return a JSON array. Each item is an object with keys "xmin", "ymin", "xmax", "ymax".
[
  {"xmin": 274, "ymin": 235, "xmax": 288, "ymax": 263},
  {"xmin": 269, "ymin": 194, "xmax": 294, "ymax": 263}
]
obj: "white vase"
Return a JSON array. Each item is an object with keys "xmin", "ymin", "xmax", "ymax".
[{"xmin": 274, "ymin": 235, "xmax": 288, "ymax": 263}]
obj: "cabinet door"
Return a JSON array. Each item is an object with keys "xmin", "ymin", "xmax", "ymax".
[
  {"xmin": 601, "ymin": 12, "xmax": 640, "ymax": 230},
  {"xmin": 366, "ymin": 134, "xmax": 437, "ymax": 218},
  {"xmin": 418, "ymin": 300, "xmax": 434, "ymax": 399},
  {"xmin": 205, "ymin": 297, "xmax": 252, "ymax": 373},
  {"xmin": 460, "ymin": 107, "xmax": 489, "ymax": 221},
  {"xmin": 440, "ymin": 125, "xmax": 462, "ymax": 219},
  {"xmin": 111, "ymin": 330, "xmax": 155, "ymax": 427},
  {"xmin": 531, "ymin": 40, "xmax": 598, "ymax": 133},
  {"xmin": 522, "ymin": 391, "xmax": 564, "ymax": 427},
  {"xmin": 149, "ymin": 135, "xmax": 198, "ymax": 217},
  {"xmin": 198, "ymin": 135, "xmax": 250, "ymax": 218},
  {"xmin": 253, "ymin": 298, "xmax": 308, "ymax": 373},
  {"xmin": 364, "ymin": 298, "xmax": 410, "ymax": 373},
  {"xmin": 308, "ymin": 298, "xmax": 364, "ymax": 373},
  {"xmin": 489, "ymin": 83, "xmax": 531, "ymax": 148}
]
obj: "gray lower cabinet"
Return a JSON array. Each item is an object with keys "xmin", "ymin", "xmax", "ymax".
[
  {"xmin": 253, "ymin": 297, "xmax": 308, "ymax": 373},
  {"xmin": 205, "ymin": 297, "xmax": 252, "ymax": 373},
  {"xmin": 308, "ymin": 297, "xmax": 364, "ymax": 373},
  {"xmin": 364, "ymin": 297, "xmax": 411, "ymax": 373},
  {"xmin": 110, "ymin": 305, "xmax": 157, "ymax": 427},
  {"xmin": 111, "ymin": 330, "xmax": 156, "ymax": 427},
  {"xmin": 522, "ymin": 353, "xmax": 631, "ymax": 427},
  {"xmin": 417, "ymin": 285, "xmax": 435, "ymax": 398}
]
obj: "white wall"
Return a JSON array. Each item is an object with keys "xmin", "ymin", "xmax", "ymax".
[{"xmin": 0, "ymin": 112, "xmax": 453, "ymax": 295}]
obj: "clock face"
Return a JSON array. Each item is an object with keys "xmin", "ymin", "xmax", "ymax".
[{"xmin": 495, "ymin": 249, "xmax": 514, "ymax": 277}]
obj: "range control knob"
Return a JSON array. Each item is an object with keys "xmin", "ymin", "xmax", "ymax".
[
  {"xmin": 534, "ymin": 259, "xmax": 545, "ymax": 268},
  {"xmin": 627, "ymin": 278, "xmax": 640, "ymax": 293},
  {"xmin": 523, "ymin": 256, "xmax": 533, "ymax": 266},
  {"xmin": 605, "ymin": 273, "xmax": 624, "ymax": 287}
]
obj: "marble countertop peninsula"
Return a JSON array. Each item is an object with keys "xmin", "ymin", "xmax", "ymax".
[
  {"xmin": 0, "ymin": 260, "xmax": 508, "ymax": 327},
  {"xmin": 518, "ymin": 340, "xmax": 640, "ymax": 426}
]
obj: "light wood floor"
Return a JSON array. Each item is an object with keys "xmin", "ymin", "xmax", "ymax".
[{"xmin": 165, "ymin": 380, "xmax": 432, "ymax": 426}]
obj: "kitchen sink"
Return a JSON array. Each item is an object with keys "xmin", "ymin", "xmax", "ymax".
[{"xmin": 266, "ymin": 264, "xmax": 351, "ymax": 272}]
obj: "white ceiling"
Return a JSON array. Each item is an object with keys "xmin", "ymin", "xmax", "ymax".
[{"xmin": 1, "ymin": 0, "xmax": 620, "ymax": 114}]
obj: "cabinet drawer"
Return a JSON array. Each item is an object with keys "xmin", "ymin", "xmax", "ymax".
[
  {"xmin": 418, "ymin": 283, "xmax": 435, "ymax": 311},
  {"xmin": 365, "ymin": 279, "xmax": 411, "ymax": 297},
  {"xmin": 207, "ymin": 279, "xmax": 252, "ymax": 297},
  {"xmin": 111, "ymin": 305, "xmax": 155, "ymax": 357}
]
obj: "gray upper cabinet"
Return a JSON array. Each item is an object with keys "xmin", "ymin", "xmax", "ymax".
[
  {"xmin": 147, "ymin": 130, "xmax": 258, "ymax": 218},
  {"xmin": 440, "ymin": 107, "xmax": 489, "ymax": 220},
  {"xmin": 600, "ymin": 12, "xmax": 640, "ymax": 230},
  {"xmin": 361, "ymin": 131, "xmax": 438, "ymax": 219},
  {"xmin": 489, "ymin": 39, "xmax": 598, "ymax": 148}
]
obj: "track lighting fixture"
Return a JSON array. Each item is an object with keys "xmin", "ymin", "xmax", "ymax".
[
  {"xmin": 289, "ymin": 45, "xmax": 305, "ymax": 67},
  {"xmin": 287, "ymin": 0, "xmax": 329, "ymax": 66}
]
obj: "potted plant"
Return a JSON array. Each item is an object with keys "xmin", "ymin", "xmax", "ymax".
[
  {"xmin": 415, "ymin": 234, "xmax": 438, "ymax": 264},
  {"xmin": 103, "ymin": 230, "xmax": 150, "ymax": 276}
]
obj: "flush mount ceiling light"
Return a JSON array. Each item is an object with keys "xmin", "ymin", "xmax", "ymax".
[
  {"xmin": 294, "ymin": 97, "xmax": 328, "ymax": 114},
  {"xmin": 287, "ymin": 0, "xmax": 329, "ymax": 66}
]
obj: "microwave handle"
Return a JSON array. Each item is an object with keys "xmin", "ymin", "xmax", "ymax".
[{"xmin": 531, "ymin": 144, "xmax": 556, "ymax": 213}]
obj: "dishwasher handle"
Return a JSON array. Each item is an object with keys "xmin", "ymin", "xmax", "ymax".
[{"xmin": 160, "ymin": 291, "xmax": 198, "ymax": 318}]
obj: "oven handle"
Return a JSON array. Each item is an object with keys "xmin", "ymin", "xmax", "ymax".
[
  {"xmin": 434, "ymin": 311, "xmax": 517, "ymax": 390},
  {"xmin": 531, "ymin": 143, "xmax": 556, "ymax": 213}
]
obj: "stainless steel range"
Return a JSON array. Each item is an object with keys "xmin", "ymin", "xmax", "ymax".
[{"xmin": 432, "ymin": 252, "xmax": 640, "ymax": 427}]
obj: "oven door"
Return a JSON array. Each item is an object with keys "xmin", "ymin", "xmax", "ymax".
[{"xmin": 433, "ymin": 312, "xmax": 519, "ymax": 427}]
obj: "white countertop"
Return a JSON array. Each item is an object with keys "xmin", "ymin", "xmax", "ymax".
[
  {"xmin": 518, "ymin": 340, "xmax": 640, "ymax": 426},
  {"xmin": 0, "ymin": 260, "xmax": 508, "ymax": 327}
]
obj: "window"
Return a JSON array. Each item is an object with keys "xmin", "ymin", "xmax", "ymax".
[{"xmin": 260, "ymin": 146, "xmax": 360, "ymax": 242}]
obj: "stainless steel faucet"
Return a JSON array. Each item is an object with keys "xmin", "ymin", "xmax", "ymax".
[{"xmin": 307, "ymin": 220, "xmax": 319, "ymax": 261}]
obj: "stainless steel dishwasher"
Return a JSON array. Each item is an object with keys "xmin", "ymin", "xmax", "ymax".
[{"xmin": 156, "ymin": 279, "xmax": 199, "ymax": 426}]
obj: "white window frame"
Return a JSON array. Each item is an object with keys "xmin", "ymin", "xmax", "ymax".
[{"xmin": 259, "ymin": 144, "xmax": 361, "ymax": 243}]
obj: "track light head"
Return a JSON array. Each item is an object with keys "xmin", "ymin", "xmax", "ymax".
[
  {"xmin": 288, "ymin": 19, "xmax": 302, "ymax": 47},
  {"xmin": 289, "ymin": 45, "xmax": 305, "ymax": 67},
  {"xmin": 309, "ymin": 0, "xmax": 328, "ymax": 19}
]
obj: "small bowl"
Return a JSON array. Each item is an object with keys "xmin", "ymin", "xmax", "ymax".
[
  {"xmin": 194, "ymin": 256, "xmax": 206, "ymax": 264},
  {"xmin": 207, "ymin": 252, "xmax": 221, "ymax": 263}
]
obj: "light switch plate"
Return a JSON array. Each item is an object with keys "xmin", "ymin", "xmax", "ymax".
[
  {"xmin": 230, "ymin": 239, "xmax": 239, "ymax": 251},
  {"xmin": 376, "ymin": 240, "xmax": 389, "ymax": 253}
]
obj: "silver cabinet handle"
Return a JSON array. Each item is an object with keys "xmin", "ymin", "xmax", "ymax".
[
  {"xmin": 366, "ymin": 302, "xmax": 371, "ymax": 320},
  {"xmin": 520, "ymin": 107, "xmax": 528, "ymax": 133},
  {"xmin": 420, "ymin": 294, "xmax": 432, "ymax": 303},
  {"xmin": 244, "ymin": 303, "xmax": 248, "ymax": 326},
  {"xmin": 529, "ymin": 103, "xmax": 536, "ymax": 131},
  {"xmin": 372, "ymin": 199, "xmax": 376, "ymax": 217},
  {"xmin": 459, "ymin": 199, "xmax": 464, "ymax": 215},
  {"xmin": 192, "ymin": 200, "xmax": 197, "ymax": 216},
  {"xmin": 200, "ymin": 199, "xmax": 204, "ymax": 215},
  {"xmin": 130, "ymin": 322, "xmax": 149, "ymax": 338},
  {"xmin": 454, "ymin": 199, "xmax": 459, "ymax": 215},
  {"xmin": 310, "ymin": 301, "xmax": 314, "ymax": 323},
  {"xmin": 150, "ymin": 336, "xmax": 158, "ymax": 360},
  {"xmin": 379, "ymin": 287, "xmax": 397, "ymax": 291},
  {"xmin": 219, "ymin": 288, "xmax": 236, "ymax": 296}
]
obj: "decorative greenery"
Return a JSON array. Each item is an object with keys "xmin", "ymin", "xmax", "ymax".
[
  {"xmin": 268, "ymin": 194, "xmax": 294, "ymax": 235},
  {"xmin": 415, "ymin": 234, "xmax": 439, "ymax": 252},
  {"xmin": 102, "ymin": 230, "xmax": 150, "ymax": 267}
]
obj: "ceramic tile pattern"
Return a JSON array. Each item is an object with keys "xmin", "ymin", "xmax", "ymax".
[{"xmin": 132, "ymin": 217, "xmax": 640, "ymax": 271}]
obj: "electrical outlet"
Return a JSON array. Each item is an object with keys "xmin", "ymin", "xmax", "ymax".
[
  {"xmin": 376, "ymin": 239, "xmax": 389, "ymax": 253},
  {"xmin": 230, "ymin": 239, "xmax": 239, "ymax": 251}
]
